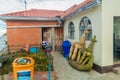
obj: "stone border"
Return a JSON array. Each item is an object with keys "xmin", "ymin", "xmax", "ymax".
[
  {"xmin": 7, "ymin": 71, "xmax": 56, "ymax": 80},
  {"xmin": 93, "ymin": 63, "xmax": 120, "ymax": 74},
  {"xmin": 93, "ymin": 63, "xmax": 113, "ymax": 73}
]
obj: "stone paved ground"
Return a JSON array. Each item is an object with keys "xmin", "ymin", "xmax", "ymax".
[{"xmin": 52, "ymin": 51, "xmax": 120, "ymax": 80}]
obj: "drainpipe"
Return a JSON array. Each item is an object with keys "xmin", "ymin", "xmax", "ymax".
[{"xmin": 56, "ymin": 16, "xmax": 63, "ymax": 25}]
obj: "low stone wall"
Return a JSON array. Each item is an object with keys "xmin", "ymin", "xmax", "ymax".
[
  {"xmin": 34, "ymin": 71, "xmax": 56, "ymax": 80},
  {"xmin": 5, "ymin": 71, "xmax": 56, "ymax": 80}
]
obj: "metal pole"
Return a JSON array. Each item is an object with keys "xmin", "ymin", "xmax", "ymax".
[
  {"xmin": 24, "ymin": 0, "xmax": 27, "ymax": 10},
  {"xmin": 48, "ymin": 64, "xmax": 51, "ymax": 80},
  {"xmin": 48, "ymin": 56, "xmax": 53, "ymax": 80}
]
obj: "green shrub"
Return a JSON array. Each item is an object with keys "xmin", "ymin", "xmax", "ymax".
[{"xmin": 0, "ymin": 49, "xmax": 53, "ymax": 75}]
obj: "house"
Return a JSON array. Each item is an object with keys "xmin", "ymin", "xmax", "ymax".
[
  {"xmin": 1, "ymin": 0, "xmax": 120, "ymax": 73},
  {"xmin": 63, "ymin": 0, "xmax": 120, "ymax": 73},
  {"xmin": 0, "ymin": 9, "xmax": 64, "ymax": 52}
]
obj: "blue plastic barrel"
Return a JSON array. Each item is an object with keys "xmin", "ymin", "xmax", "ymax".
[{"xmin": 62, "ymin": 40, "xmax": 71, "ymax": 59}]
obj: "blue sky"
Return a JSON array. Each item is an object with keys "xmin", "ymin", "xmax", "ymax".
[{"xmin": 0, "ymin": 0, "xmax": 85, "ymax": 36}]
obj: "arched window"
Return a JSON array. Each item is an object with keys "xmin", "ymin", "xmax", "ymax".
[
  {"xmin": 79, "ymin": 17, "xmax": 92, "ymax": 40},
  {"xmin": 68, "ymin": 22, "xmax": 75, "ymax": 39}
]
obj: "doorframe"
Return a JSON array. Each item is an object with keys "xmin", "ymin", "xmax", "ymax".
[
  {"xmin": 41, "ymin": 27, "xmax": 55, "ymax": 51},
  {"xmin": 113, "ymin": 16, "xmax": 120, "ymax": 64}
]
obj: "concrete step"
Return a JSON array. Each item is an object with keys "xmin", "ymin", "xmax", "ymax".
[{"xmin": 112, "ymin": 67, "xmax": 120, "ymax": 74}]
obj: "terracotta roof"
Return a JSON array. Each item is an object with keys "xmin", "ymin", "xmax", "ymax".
[
  {"xmin": 62, "ymin": 0, "xmax": 93, "ymax": 17},
  {"xmin": 1, "ymin": 0, "xmax": 93, "ymax": 19},
  {"xmin": 1, "ymin": 9, "xmax": 64, "ymax": 18},
  {"xmin": 62, "ymin": 5, "xmax": 78, "ymax": 17}
]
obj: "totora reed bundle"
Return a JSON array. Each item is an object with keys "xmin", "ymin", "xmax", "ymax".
[{"xmin": 69, "ymin": 28, "xmax": 96, "ymax": 71}]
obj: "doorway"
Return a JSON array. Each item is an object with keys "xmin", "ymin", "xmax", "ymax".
[
  {"xmin": 113, "ymin": 17, "xmax": 120, "ymax": 63},
  {"xmin": 54, "ymin": 27, "xmax": 63, "ymax": 51},
  {"xmin": 42, "ymin": 27, "xmax": 52, "ymax": 46},
  {"xmin": 42, "ymin": 27, "xmax": 64, "ymax": 51}
]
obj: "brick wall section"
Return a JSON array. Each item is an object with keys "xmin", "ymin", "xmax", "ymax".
[
  {"xmin": 7, "ymin": 20, "xmax": 58, "ymax": 26},
  {"xmin": 7, "ymin": 28, "xmax": 40, "ymax": 45},
  {"xmin": 6, "ymin": 20, "xmax": 58, "ymax": 52}
]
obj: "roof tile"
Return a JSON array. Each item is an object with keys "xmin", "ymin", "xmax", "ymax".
[
  {"xmin": 1, "ymin": 0, "xmax": 93, "ymax": 19},
  {"xmin": 62, "ymin": 0, "xmax": 93, "ymax": 17},
  {"xmin": 1, "ymin": 9, "xmax": 64, "ymax": 18}
]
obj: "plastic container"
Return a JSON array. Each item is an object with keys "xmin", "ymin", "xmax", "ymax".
[
  {"xmin": 29, "ymin": 47, "xmax": 38, "ymax": 53},
  {"xmin": 62, "ymin": 40, "xmax": 71, "ymax": 59},
  {"xmin": 12, "ymin": 57, "xmax": 34, "ymax": 80}
]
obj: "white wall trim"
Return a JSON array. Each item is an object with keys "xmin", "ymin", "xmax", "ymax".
[{"xmin": 7, "ymin": 25, "xmax": 61, "ymax": 29}]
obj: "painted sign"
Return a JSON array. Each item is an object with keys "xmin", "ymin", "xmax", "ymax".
[{"xmin": 17, "ymin": 70, "xmax": 31, "ymax": 80}]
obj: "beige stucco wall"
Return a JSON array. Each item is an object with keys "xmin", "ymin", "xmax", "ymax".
[
  {"xmin": 64, "ymin": 6, "xmax": 102, "ymax": 66},
  {"xmin": 101, "ymin": 0, "xmax": 120, "ymax": 66}
]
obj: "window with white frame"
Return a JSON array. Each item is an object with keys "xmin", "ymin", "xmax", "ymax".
[
  {"xmin": 68, "ymin": 22, "xmax": 75, "ymax": 39},
  {"xmin": 79, "ymin": 17, "xmax": 92, "ymax": 40}
]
